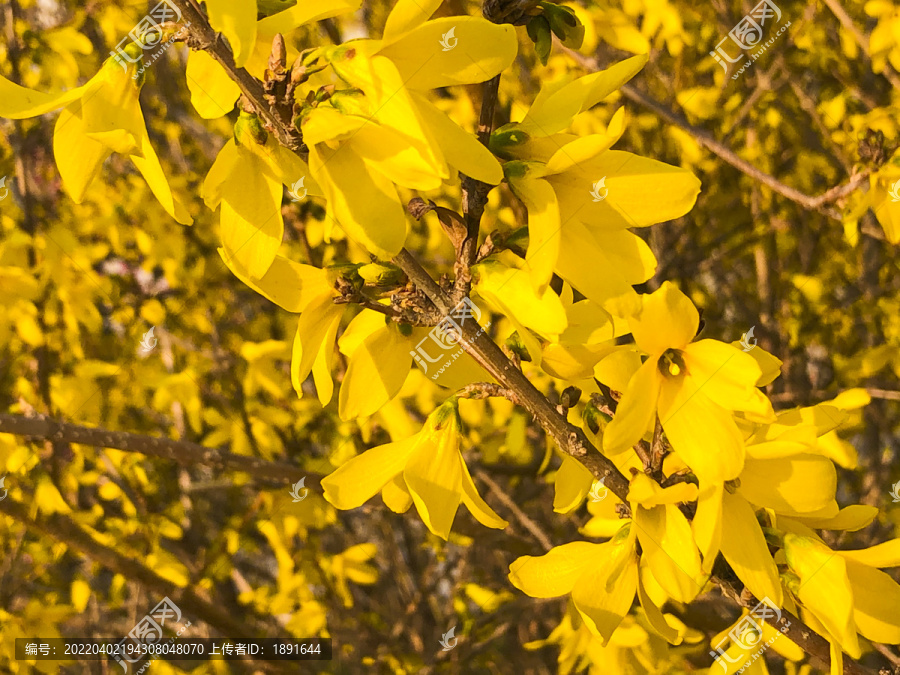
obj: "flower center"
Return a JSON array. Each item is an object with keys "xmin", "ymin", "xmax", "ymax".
[{"xmin": 658, "ymin": 349, "xmax": 687, "ymax": 378}]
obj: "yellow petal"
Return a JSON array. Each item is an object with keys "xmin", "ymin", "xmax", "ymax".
[
  {"xmin": 129, "ymin": 125, "xmax": 193, "ymax": 225},
  {"xmin": 382, "ymin": 0, "xmax": 441, "ymax": 40},
  {"xmin": 339, "ymin": 324, "xmax": 411, "ymax": 420},
  {"xmin": 322, "ymin": 435, "xmax": 418, "ymax": 509},
  {"xmin": 637, "ymin": 563, "xmax": 682, "ymax": 644},
  {"xmin": 52, "ymin": 104, "xmax": 111, "ymax": 203},
  {"xmin": 634, "ymin": 504, "xmax": 704, "ymax": 603},
  {"xmin": 555, "ymin": 222, "xmax": 649, "ymax": 312},
  {"xmin": 519, "ymin": 54, "xmax": 648, "ymax": 136},
  {"xmin": 553, "ymin": 454, "xmax": 594, "ymax": 514},
  {"xmin": 206, "ymin": 0, "xmax": 257, "ymax": 67},
  {"xmin": 845, "ymin": 558, "xmax": 900, "ymax": 644},
  {"xmin": 572, "ymin": 533, "xmax": 639, "ymax": 643},
  {"xmin": 793, "ymin": 505, "xmax": 878, "ymax": 532},
  {"xmin": 739, "ymin": 455, "xmax": 837, "ymax": 516},
  {"xmin": 837, "ymin": 538, "xmax": 900, "ymax": 568},
  {"xmin": 629, "ymin": 281, "xmax": 698, "ymax": 354},
  {"xmin": 382, "ymin": 473, "xmax": 414, "ymax": 513},
  {"xmin": 185, "ymin": 50, "xmax": 241, "ymax": 118},
  {"xmin": 658, "ymin": 379, "xmax": 745, "ymax": 483},
  {"xmin": 784, "ymin": 533, "xmax": 859, "ymax": 658},
  {"xmin": 403, "ymin": 420, "xmax": 463, "ymax": 540},
  {"xmin": 692, "ymin": 483, "xmax": 723, "ymax": 574},
  {"xmin": 257, "ymin": 0, "xmax": 361, "ymax": 35},
  {"xmin": 379, "ymin": 17, "xmax": 517, "ymax": 90},
  {"xmin": 603, "ymin": 359, "xmax": 660, "ymax": 455},
  {"xmin": 459, "ymin": 457, "xmax": 508, "ymax": 530},
  {"xmin": 509, "ymin": 541, "xmax": 604, "ymax": 598},
  {"xmin": 0, "ymin": 73, "xmax": 86, "ymax": 118},
  {"xmin": 719, "ymin": 492, "xmax": 783, "ymax": 606},
  {"xmin": 506, "ymin": 175, "xmax": 560, "ymax": 293},
  {"xmin": 474, "ymin": 260, "xmax": 567, "ymax": 336},
  {"xmin": 409, "ymin": 91, "xmax": 504, "ymax": 184},
  {"xmin": 544, "ymin": 109, "xmax": 627, "ymax": 175},
  {"xmin": 309, "ymin": 142, "xmax": 408, "ymax": 258},
  {"xmin": 312, "ymin": 330, "xmax": 337, "ymax": 406},
  {"xmin": 291, "ymin": 294, "xmax": 343, "ymax": 393},
  {"xmin": 684, "ymin": 340, "xmax": 771, "ymax": 417},
  {"xmin": 218, "ymin": 248, "xmax": 330, "ymax": 313}
]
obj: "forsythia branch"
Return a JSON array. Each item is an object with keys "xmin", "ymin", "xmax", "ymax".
[
  {"xmin": 0, "ymin": 497, "xmax": 296, "ymax": 673},
  {"xmin": 0, "ymin": 413, "xmax": 314, "ymax": 487},
  {"xmin": 164, "ymin": 6, "xmax": 878, "ymax": 673}
]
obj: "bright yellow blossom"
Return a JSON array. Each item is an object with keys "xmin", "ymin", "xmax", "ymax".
[
  {"xmin": 602, "ymin": 282, "xmax": 774, "ymax": 483},
  {"xmin": 0, "ymin": 51, "xmax": 191, "ymax": 224},
  {"xmin": 322, "ymin": 400, "xmax": 508, "ymax": 539}
]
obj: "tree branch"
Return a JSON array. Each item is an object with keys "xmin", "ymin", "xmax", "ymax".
[
  {"xmin": 454, "ymin": 74, "xmax": 502, "ymax": 303},
  {"xmin": 0, "ymin": 497, "xmax": 294, "ymax": 673},
  {"xmin": 0, "ymin": 414, "xmax": 314, "ymax": 488}
]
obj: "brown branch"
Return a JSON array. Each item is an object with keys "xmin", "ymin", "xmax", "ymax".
[
  {"xmin": 0, "ymin": 414, "xmax": 315, "ymax": 487},
  {"xmin": 475, "ymin": 470, "xmax": 553, "ymax": 552},
  {"xmin": 453, "ymin": 74, "xmax": 502, "ymax": 303},
  {"xmin": 0, "ymin": 497, "xmax": 294, "ymax": 673},
  {"xmin": 562, "ymin": 48, "xmax": 871, "ymax": 220},
  {"xmin": 167, "ymin": 0, "xmax": 302, "ymax": 151}
]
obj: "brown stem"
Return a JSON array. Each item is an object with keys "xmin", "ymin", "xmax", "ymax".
[
  {"xmin": 393, "ymin": 248, "xmax": 630, "ymax": 499},
  {"xmin": 0, "ymin": 497, "xmax": 295, "ymax": 673},
  {"xmin": 453, "ymin": 74, "xmax": 502, "ymax": 303},
  {"xmin": 167, "ymin": 0, "xmax": 302, "ymax": 151},
  {"xmin": 0, "ymin": 414, "xmax": 313, "ymax": 487}
]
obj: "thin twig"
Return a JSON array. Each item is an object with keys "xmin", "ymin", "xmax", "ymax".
[{"xmin": 0, "ymin": 414, "xmax": 312, "ymax": 487}]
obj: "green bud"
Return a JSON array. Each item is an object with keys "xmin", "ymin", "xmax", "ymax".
[
  {"xmin": 526, "ymin": 15, "xmax": 553, "ymax": 66},
  {"xmin": 397, "ymin": 323, "xmax": 413, "ymax": 337},
  {"xmin": 358, "ymin": 262, "xmax": 404, "ymax": 286},
  {"xmin": 504, "ymin": 331, "xmax": 532, "ymax": 362},
  {"xmin": 234, "ymin": 112, "xmax": 267, "ymax": 146},
  {"xmin": 489, "ymin": 124, "xmax": 530, "ymax": 159}
]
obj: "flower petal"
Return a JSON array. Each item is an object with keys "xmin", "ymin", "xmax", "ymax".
[
  {"xmin": 309, "ymin": 142, "xmax": 408, "ymax": 258},
  {"xmin": 322, "ymin": 435, "xmax": 418, "ymax": 509},
  {"xmin": 684, "ymin": 340, "xmax": 770, "ymax": 417},
  {"xmin": 845, "ymin": 558, "xmax": 900, "ymax": 644},
  {"xmin": 837, "ymin": 538, "xmax": 900, "ymax": 568},
  {"xmin": 719, "ymin": 492, "xmax": 783, "ymax": 607},
  {"xmin": 206, "ymin": 0, "xmax": 257, "ymax": 67},
  {"xmin": 291, "ymin": 294, "xmax": 343, "ymax": 394},
  {"xmin": 339, "ymin": 324, "xmax": 411, "ymax": 420},
  {"xmin": 404, "ymin": 424, "xmax": 463, "ymax": 540},
  {"xmin": 659, "ymin": 379, "xmax": 745, "ymax": 483},
  {"xmin": 739, "ymin": 455, "xmax": 837, "ymax": 516},
  {"xmin": 507, "ymin": 175, "xmax": 560, "ymax": 293},
  {"xmin": 634, "ymin": 503, "xmax": 705, "ymax": 603},
  {"xmin": 629, "ymin": 281, "xmax": 698, "ymax": 354},
  {"xmin": 0, "ymin": 73, "xmax": 86, "ymax": 118},
  {"xmin": 459, "ymin": 457, "xmax": 508, "ymax": 530},
  {"xmin": 382, "ymin": 0, "xmax": 441, "ymax": 40},
  {"xmin": 52, "ymin": 104, "xmax": 111, "ymax": 203},
  {"xmin": 509, "ymin": 541, "xmax": 605, "ymax": 598},
  {"xmin": 218, "ymin": 248, "xmax": 330, "ymax": 313},
  {"xmin": 185, "ymin": 50, "xmax": 241, "ymax": 118},
  {"xmin": 604, "ymin": 359, "xmax": 661, "ymax": 455},
  {"xmin": 379, "ymin": 17, "xmax": 517, "ymax": 90}
]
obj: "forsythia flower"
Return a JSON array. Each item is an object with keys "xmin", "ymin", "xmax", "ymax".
[
  {"xmin": 602, "ymin": 282, "xmax": 774, "ymax": 483},
  {"xmin": 510, "ymin": 474, "xmax": 703, "ymax": 644},
  {"xmin": 494, "ymin": 55, "xmax": 700, "ymax": 309},
  {"xmin": 782, "ymin": 531, "xmax": 900, "ymax": 665},
  {"xmin": 322, "ymin": 400, "xmax": 508, "ymax": 540},
  {"xmin": 0, "ymin": 49, "xmax": 191, "ymax": 224},
  {"xmin": 202, "ymin": 112, "xmax": 322, "ymax": 279}
]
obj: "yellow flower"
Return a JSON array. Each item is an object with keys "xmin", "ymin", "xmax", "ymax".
[
  {"xmin": 202, "ymin": 112, "xmax": 322, "ymax": 279},
  {"xmin": 603, "ymin": 282, "xmax": 774, "ymax": 483},
  {"xmin": 781, "ymin": 530, "xmax": 900, "ymax": 661},
  {"xmin": 0, "ymin": 51, "xmax": 191, "ymax": 224},
  {"xmin": 511, "ymin": 474, "xmax": 703, "ymax": 644},
  {"xmin": 322, "ymin": 400, "xmax": 508, "ymax": 540},
  {"xmin": 297, "ymin": 1, "xmax": 518, "ymax": 258},
  {"xmin": 186, "ymin": 0, "xmax": 362, "ymax": 117},
  {"xmin": 495, "ymin": 56, "xmax": 700, "ymax": 308}
]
